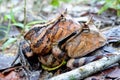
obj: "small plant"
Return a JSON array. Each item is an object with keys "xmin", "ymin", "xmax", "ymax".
[
  {"xmin": 51, "ymin": 0, "xmax": 71, "ymax": 7},
  {"xmin": 0, "ymin": 9, "xmax": 17, "ymax": 50},
  {"xmin": 1, "ymin": 8, "xmax": 46, "ymax": 50},
  {"xmin": 98, "ymin": 0, "xmax": 120, "ymax": 16}
]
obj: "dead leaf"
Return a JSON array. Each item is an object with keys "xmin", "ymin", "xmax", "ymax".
[
  {"xmin": 106, "ymin": 67, "xmax": 120, "ymax": 79},
  {"xmin": 0, "ymin": 71, "xmax": 20, "ymax": 80}
]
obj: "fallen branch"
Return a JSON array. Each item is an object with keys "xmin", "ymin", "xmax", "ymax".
[{"xmin": 49, "ymin": 51, "xmax": 120, "ymax": 80}]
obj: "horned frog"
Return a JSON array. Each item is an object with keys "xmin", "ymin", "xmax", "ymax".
[{"xmin": 20, "ymin": 12, "xmax": 106, "ymax": 71}]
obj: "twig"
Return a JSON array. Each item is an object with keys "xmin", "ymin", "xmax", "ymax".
[
  {"xmin": 23, "ymin": 0, "xmax": 26, "ymax": 32},
  {"xmin": 49, "ymin": 52, "xmax": 120, "ymax": 80}
]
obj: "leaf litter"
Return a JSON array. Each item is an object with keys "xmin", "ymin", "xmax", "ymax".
[{"xmin": 0, "ymin": 0, "xmax": 120, "ymax": 80}]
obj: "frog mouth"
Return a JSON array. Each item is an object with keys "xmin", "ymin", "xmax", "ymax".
[{"xmin": 41, "ymin": 60, "xmax": 66, "ymax": 71}]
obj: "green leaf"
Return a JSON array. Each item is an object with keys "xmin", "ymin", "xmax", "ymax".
[
  {"xmin": 61, "ymin": 0, "xmax": 71, "ymax": 3},
  {"xmin": 25, "ymin": 20, "xmax": 47, "ymax": 30},
  {"xmin": 51, "ymin": 0, "xmax": 60, "ymax": 7},
  {"xmin": 117, "ymin": 10, "xmax": 120, "ymax": 16},
  {"xmin": 4, "ymin": 10, "xmax": 16, "ymax": 23},
  {"xmin": 4, "ymin": 14, "xmax": 11, "ymax": 21},
  {"xmin": 13, "ymin": 23, "xmax": 24, "ymax": 29},
  {"xmin": 10, "ymin": 10, "xmax": 16, "ymax": 23},
  {"xmin": 26, "ymin": 20, "xmax": 46, "ymax": 26},
  {"xmin": 2, "ymin": 38, "xmax": 17, "ymax": 50},
  {"xmin": 98, "ymin": 3, "xmax": 109, "ymax": 14},
  {"xmin": 98, "ymin": 0, "xmax": 120, "ymax": 16}
]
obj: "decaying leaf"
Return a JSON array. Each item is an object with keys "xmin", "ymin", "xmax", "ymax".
[
  {"xmin": 0, "ymin": 71, "xmax": 20, "ymax": 80},
  {"xmin": 106, "ymin": 67, "xmax": 120, "ymax": 79}
]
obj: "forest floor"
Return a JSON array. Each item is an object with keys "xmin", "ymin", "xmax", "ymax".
[{"xmin": 0, "ymin": 0, "xmax": 120, "ymax": 80}]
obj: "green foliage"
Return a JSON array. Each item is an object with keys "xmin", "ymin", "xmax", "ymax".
[
  {"xmin": 2, "ymin": 9, "xmax": 16, "ymax": 40},
  {"xmin": 4, "ymin": 10, "xmax": 16, "ymax": 23},
  {"xmin": 2, "ymin": 38, "xmax": 17, "ymax": 50},
  {"xmin": 12, "ymin": 20, "xmax": 46, "ymax": 31},
  {"xmin": 51, "ymin": 0, "xmax": 59, "ymax": 7},
  {"xmin": 1, "ymin": 9, "xmax": 17, "ymax": 50},
  {"xmin": 98, "ymin": 0, "xmax": 120, "ymax": 16},
  {"xmin": 1, "ymin": 9, "xmax": 47, "ymax": 50},
  {"xmin": 13, "ymin": 23, "xmax": 24, "ymax": 29},
  {"xmin": 0, "ymin": 0, "xmax": 3, "ymax": 4},
  {"xmin": 26, "ymin": 20, "xmax": 46, "ymax": 26},
  {"xmin": 51, "ymin": 0, "xmax": 71, "ymax": 7}
]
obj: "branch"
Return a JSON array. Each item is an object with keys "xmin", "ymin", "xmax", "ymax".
[
  {"xmin": 49, "ymin": 51, "xmax": 120, "ymax": 80},
  {"xmin": 24, "ymin": 0, "xmax": 26, "ymax": 32}
]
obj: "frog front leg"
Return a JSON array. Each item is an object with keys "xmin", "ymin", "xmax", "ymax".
[
  {"xmin": 11, "ymin": 40, "xmax": 40, "ymax": 70},
  {"xmin": 45, "ymin": 31, "xmax": 78, "ymax": 70},
  {"xmin": 52, "ymin": 45, "xmax": 66, "ymax": 61},
  {"xmin": 40, "ymin": 29, "xmax": 78, "ymax": 71},
  {"xmin": 39, "ymin": 43, "xmax": 67, "ymax": 71}
]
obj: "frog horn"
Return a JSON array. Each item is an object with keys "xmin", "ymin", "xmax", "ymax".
[{"xmin": 85, "ymin": 16, "xmax": 93, "ymax": 25}]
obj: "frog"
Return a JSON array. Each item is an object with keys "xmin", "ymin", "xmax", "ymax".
[
  {"xmin": 39, "ymin": 20, "xmax": 106, "ymax": 71},
  {"xmin": 17, "ymin": 12, "xmax": 106, "ymax": 71}
]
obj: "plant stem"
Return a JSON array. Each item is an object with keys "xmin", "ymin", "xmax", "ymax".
[
  {"xmin": 24, "ymin": 0, "xmax": 26, "ymax": 32},
  {"xmin": 6, "ymin": 19, "xmax": 11, "ymax": 39}
]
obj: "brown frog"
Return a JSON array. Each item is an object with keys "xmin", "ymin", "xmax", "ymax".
[{"xmin": 22, "ymin": 12, "xmax": 106, "ymax": 71}]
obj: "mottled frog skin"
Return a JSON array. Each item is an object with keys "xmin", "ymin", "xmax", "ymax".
[
  {"xmin": 24, "ymin": 14, "xmax": 80, "ymax": 55},
  {"xmin": 22, "ymin": 13, "xmax": 106, "ymax": 70}
]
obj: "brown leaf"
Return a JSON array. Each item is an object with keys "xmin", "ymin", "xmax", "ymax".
[
  {"xmin": 106, "ymin": 67, "xmax": 120, "ymax": 79},
  {"xmin": 0, "ymin": 71, "xmax": 20, "ymax": 80}
]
